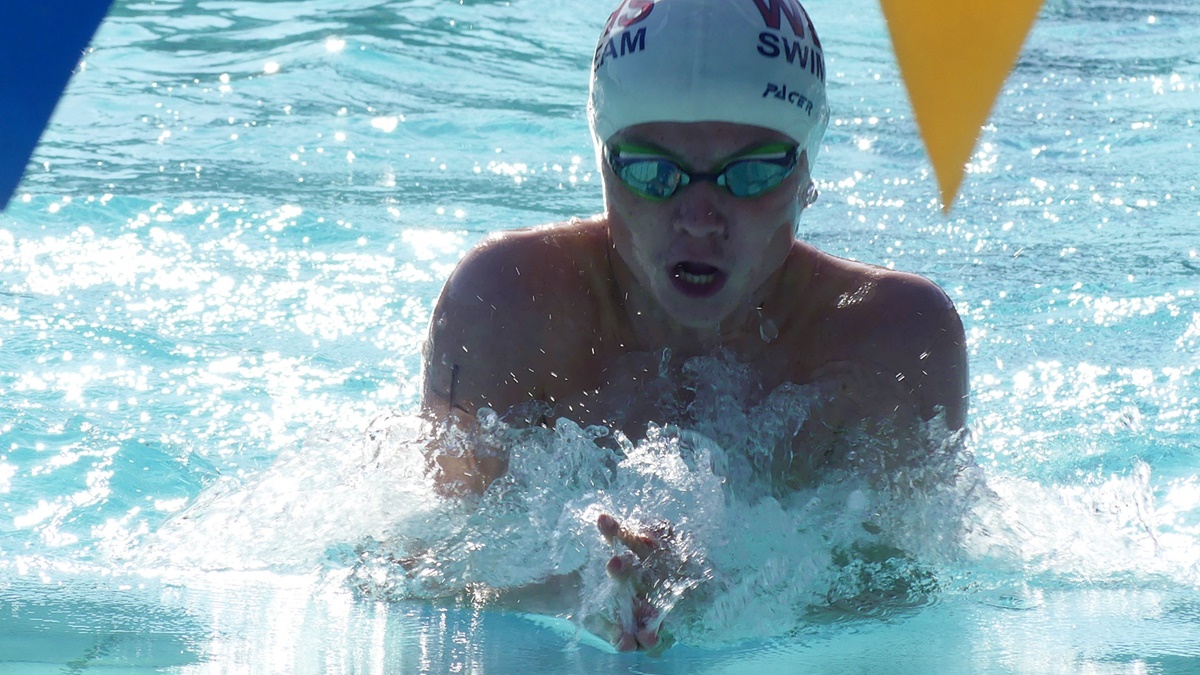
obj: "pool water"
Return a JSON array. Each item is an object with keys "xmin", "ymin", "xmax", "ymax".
[{"xmin": 2, "ymin": 0, "xmax": 1199, "ymax": 672}]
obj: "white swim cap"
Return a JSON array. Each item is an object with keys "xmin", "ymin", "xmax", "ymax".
[{"xmin": 589, "ymin": 0, "xmax": 829, "ymax": 167}]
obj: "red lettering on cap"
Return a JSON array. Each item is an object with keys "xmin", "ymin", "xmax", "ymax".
[
  {"xmin": 603, "ymin": 0, "xmax": 656, "ymax": 36},
  {"xmin": 751, "ymin": 0, "xmax": 817, "ymax": 45}
]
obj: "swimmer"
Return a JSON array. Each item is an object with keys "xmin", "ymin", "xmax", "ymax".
[{"xmin": 420, "ymin": 0, "xmax": 968, "ymax": 650}]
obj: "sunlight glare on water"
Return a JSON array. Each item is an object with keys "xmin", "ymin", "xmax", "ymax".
[{"xmin": 1, "ymin": 0, "xmax": 1199, "ymax": 671}]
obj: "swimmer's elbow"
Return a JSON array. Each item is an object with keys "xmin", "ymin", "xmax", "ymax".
[
  {"xmin": 429, "ymin": 442, "xmax": 508, "ymax": 497},
  {"xmin": 421, "ymin": 397, "xmax": 510, "ymax": 497}
]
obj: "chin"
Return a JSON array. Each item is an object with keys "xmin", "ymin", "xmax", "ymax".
[{"xmin": 660, "ymin": 297, "xmax": 739, "ymax": 331}]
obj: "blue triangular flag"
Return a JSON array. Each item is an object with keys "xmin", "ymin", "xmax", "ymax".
[{"xmin": 1, "ymin": 1, "xmax": 115, "ymax": 210}]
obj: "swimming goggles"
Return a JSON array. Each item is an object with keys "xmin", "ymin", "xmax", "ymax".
[{"xmin": 604, "ymin": 143, "xmax": 799, "ymax": 200}]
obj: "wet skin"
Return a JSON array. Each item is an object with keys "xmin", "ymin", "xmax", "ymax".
[{"xmin": 420, "ymin": 121, "xmax": 969, "ymax": 648}]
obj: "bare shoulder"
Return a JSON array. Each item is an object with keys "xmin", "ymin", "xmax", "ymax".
[
  {"xmin": 798, "ymin": 245, "xmax": 959, "ymax": 332},
  {"xmin": 803, "ymin": 246, "xmax": 969, "ymax": 427},
  {"xmin": 422, "ymin": 218, "xmax": 610, "ymax": 420},
  {"xmin": 439, "ymin": 218, "xmax": 605, "ymax": 306}
]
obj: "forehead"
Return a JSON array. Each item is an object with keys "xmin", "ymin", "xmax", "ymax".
[{"xmin": 610, "ymin": 121, "xmax": 794, "ymax": 161}]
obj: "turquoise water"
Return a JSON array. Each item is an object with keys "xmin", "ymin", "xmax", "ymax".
[{"xmin": 2, "ymin": 0, "xmax": 1199, "ymax": 672}]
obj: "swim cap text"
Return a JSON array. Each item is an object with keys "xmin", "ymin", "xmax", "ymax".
[
  {"xmin": 594, "ymin": 26, "xmax": 648, "ymax": 68},
  {"xmin": 750, "ymin": 0, "xmax": 821, "ymax": 48},
  {"xmin": 757, "ymin": 32, "xmax": 826, "ymax": 83},
  {"xmin": 603, "ymin": 0, "xmax": 655, "ymax": 33},
  {"xmin": 762, "ymin": 82, "xmax": 814, "ymax": 115}
]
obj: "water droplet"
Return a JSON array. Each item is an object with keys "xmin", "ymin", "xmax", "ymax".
[{"xmin": 759, "ymin": 318, "xmax": 778, "ymax": 343}]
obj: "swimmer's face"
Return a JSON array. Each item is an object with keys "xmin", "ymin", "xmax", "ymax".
[{"xmin": 603, "ymin": 121, "xmax": 809, "ymax": 330}]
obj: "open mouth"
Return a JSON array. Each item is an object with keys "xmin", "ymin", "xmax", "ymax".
[{"xmin": 670, "ymin": 262, "xmax": 726, "ymax": 298}]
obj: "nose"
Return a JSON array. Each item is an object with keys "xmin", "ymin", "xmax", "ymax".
[{"xmin": 672, "ymin": 182, "xmax": 727, "ymax": 239}]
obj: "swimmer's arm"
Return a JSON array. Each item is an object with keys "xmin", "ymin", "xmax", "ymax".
[
  {"xmin": 809, "ymin": 273, "xmax": 968, "ymax": 433},
  {"xmin": 420, "ymin": 234, "xmax": 554, "ymax": 493},
  {"xmin": 786, "ymin": 274, "xmax": 967, "ymax": 486},
  {"xmin": 879, "ymin": 274, "xmax": 969, "ymax": 429}
]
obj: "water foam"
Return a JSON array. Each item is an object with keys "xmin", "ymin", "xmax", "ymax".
[{"xmin": 129, "ymin": 354, "xmax": 1200, "ymax": 647}]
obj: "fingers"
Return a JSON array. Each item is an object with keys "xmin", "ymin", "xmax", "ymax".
[
  {"xmin": 597, "ymin": 513, "xmax": 664, "ymax": 560},
  {"xmin": 597, "ymin": 513, "xmax": 673, "ymax": 652},
  {"xmin": 616, "ymin": 625, "xmax": 658, "ymax": 652},
  {"xmin": 605, "ymin": 566, "xmax": 661, "ymax": 652},
  {"xmin": 597, "ymin": 513, "xmax": 620, "ymax": 540},
  {"xmin": 633, "ymin": 598, "xmax": 660, "ymax": 649},
  {"xmin": 606, "ymin": 552, "xmax": 636, "ymax": 580}
]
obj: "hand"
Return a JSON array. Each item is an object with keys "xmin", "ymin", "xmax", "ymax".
[{"xmin": 595, "ymin": 513, "xmax": 673, "ymax": 652}]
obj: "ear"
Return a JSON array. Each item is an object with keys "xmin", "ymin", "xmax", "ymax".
[
  {"xmin": 804, "ymin": 180, "xmax": 820, "ymax": 207},
  {"xmin": 796, "ymin": 151, "xmax": 816, "ymax": 207}
]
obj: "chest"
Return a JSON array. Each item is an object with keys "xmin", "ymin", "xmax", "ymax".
[{"xmin": 541, "ymin": 335, "xmax": 826, "ymax": 436}]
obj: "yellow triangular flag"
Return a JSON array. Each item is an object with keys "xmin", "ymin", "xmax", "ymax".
[{"xmin": 880, "ymin": 0, "xmax": 1043, "ymax": 212}]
